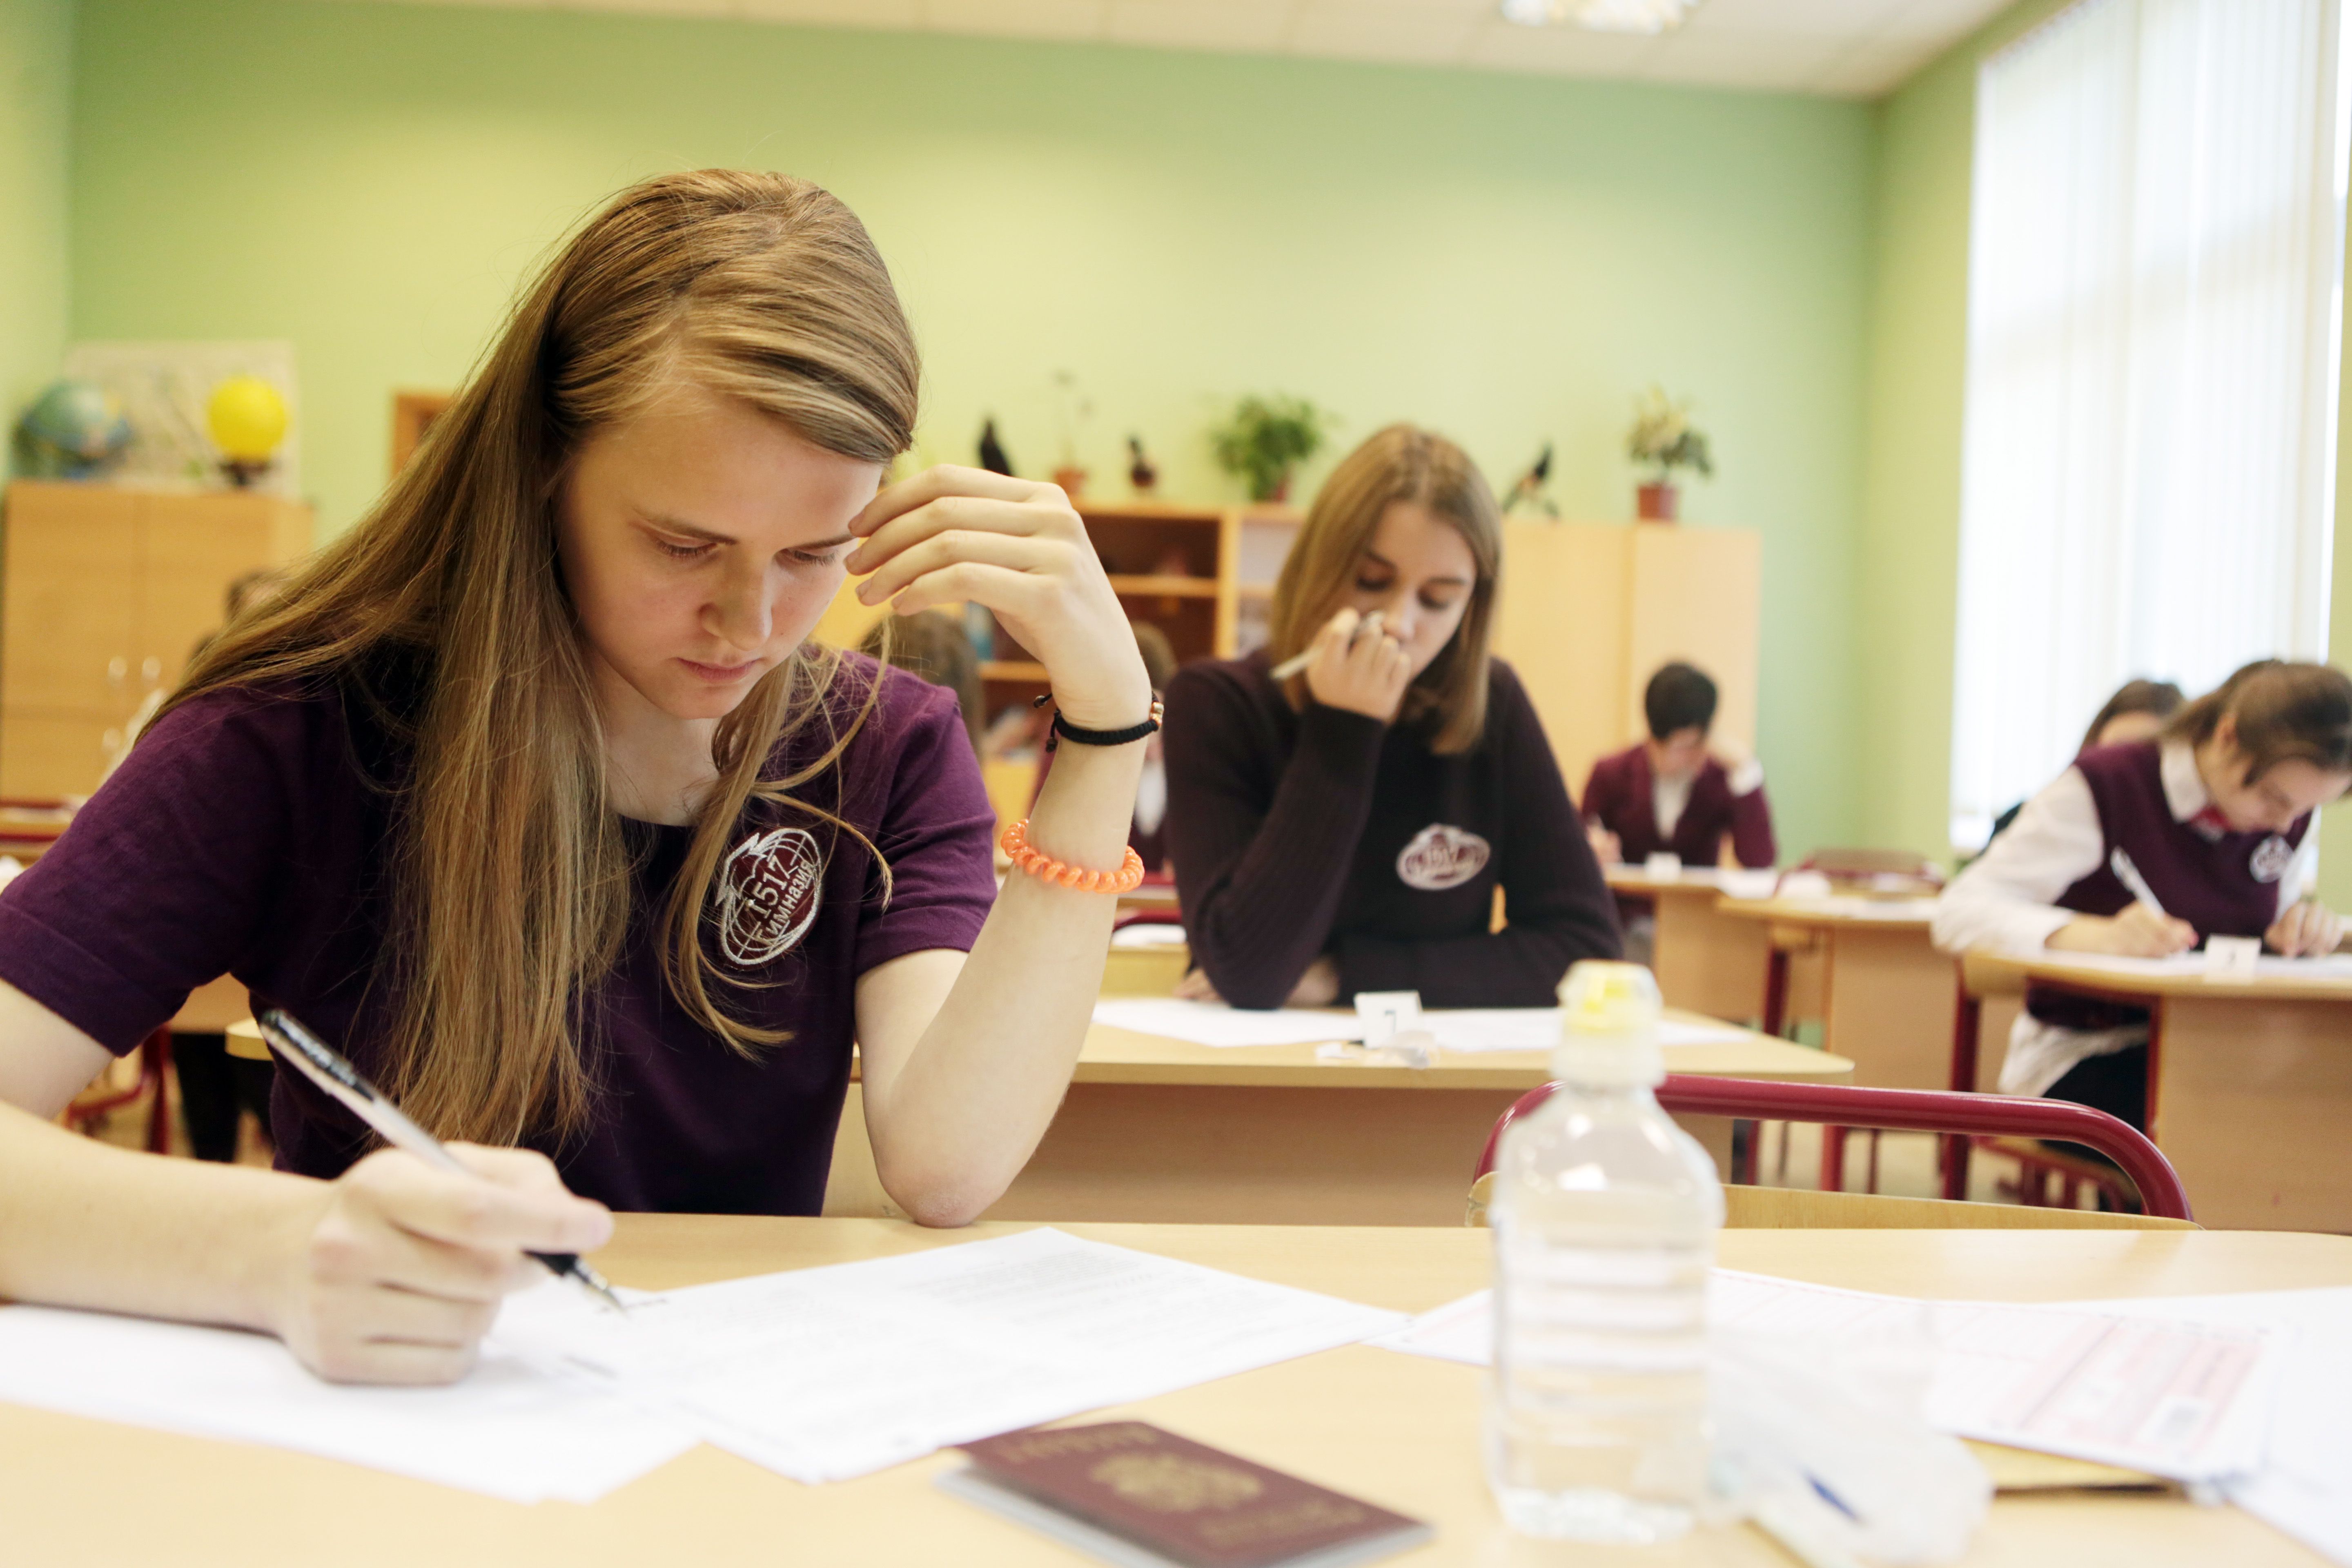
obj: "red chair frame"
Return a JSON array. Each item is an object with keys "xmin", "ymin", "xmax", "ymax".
[
  {"xmin": 62, "ymin": 1025, "xmax": 174, "ymax": 1156},
  {"xmin": 1472, "ymin": 1074, "xmax": 2192, "ymax": 1222}
]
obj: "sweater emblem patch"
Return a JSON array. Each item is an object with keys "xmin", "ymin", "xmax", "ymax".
[
  {"xmin": 715, "ymin": 826, "xmax": 824, "ymax": 966},
  {"xmin": 2249, "ymin": 835, "xmax": 2294, "ymax": 884},
  {"xmin": 1396, "ymin": 824, "xmax": 1490, "ymax": 891}
]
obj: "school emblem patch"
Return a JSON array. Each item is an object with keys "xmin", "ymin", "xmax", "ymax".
[
  {"xmin": 2249, "ymin": 835, "xmax": 2294, "ymax": 884},
  {"xmin": 1396, "ymin": 823, "xmax": 1490, "ymax": 891},
  {"xmin": 714, "ymin": 826, "xmax": 824, "ymax": 966}
]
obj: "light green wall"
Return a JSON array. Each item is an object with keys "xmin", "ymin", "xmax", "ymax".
[
  {"xmin": 1860, "ymin": 0, "xmax": 2352, "ymax": 903},
  {"xmin": 68, "ymin": 0, "xmax": 1873, "ymax": 857},
  {"xmin": 0, "ymin": 0, "xmax": 71, "ymax": 435}
]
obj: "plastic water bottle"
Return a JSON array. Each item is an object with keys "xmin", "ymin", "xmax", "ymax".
[{"xmin": 1483, "ymin": 960, "xmax": 1726, "ymax": 1542}]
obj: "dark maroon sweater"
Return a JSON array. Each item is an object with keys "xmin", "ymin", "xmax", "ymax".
[
  {"xmin": 1581, "ymin": 743, "xmax": 1777, "ymax": 869},
  {"xmin": 1162, "ymin": 651, "xmax": 1621, "ymax": 1009}
]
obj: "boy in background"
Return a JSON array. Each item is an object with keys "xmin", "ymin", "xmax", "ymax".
[{"xmin": 1583, "ymin": 661, "xmax": 1775, "ymax": 869}]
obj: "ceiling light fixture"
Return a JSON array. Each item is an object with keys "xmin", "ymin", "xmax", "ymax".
[{"xmin": 1498, "ymin": 0, "xmax": 1701, "ymax": 33}]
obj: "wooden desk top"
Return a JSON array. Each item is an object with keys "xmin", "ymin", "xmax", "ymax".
[
  {"xmin": 7, "ymin": 1217, "xmax": 2346, "ymax": 1567},
  {"xmin": 1965, "ymin": 947, "xmax": 2352, "ymax": 1004},
  {"xmin": 1603, "ymin": 866, "xmax": 1780, "ymax": 900},
  {"xmin": 1719, "ymin": 894, "xmax": 1939, "ymax": 931},
  {"xmin": 1076, "ymin": 1007, "xmax": 1853, "ymax": 1088}
]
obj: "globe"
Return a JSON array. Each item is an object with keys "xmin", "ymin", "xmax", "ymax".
[{"xmin": 16, "ymin": 381, "xmax": 133, "ymax": 479}]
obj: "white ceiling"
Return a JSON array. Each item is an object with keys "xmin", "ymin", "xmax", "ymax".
[{"xmin": 376, "ymin": 0, "xmax": 2017, "ymax": 98}]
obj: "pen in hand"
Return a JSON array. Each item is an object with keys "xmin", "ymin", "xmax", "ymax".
[
  {"xmin": 1271, "ymin": 609, "xmax": 1388, "ymax": 682},
  {"xmin": 256, "ymin": 1009, "xmax": 627, "ymax": 1313}
]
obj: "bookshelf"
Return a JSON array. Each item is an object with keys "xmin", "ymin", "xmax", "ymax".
[{"xmin": 813, "ymin": 496, "xmax": 1303, "ymax": 726}]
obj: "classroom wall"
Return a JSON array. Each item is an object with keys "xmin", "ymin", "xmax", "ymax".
[
  {"xmin": 65, "ymin": 0, "xmax": 1873, "ymax": 858},
  {"xmin": 1860, "ymin": 0, "xmax": 2352, "ymax": 902},
  {"xmin": 0, "ymin": 0, "xmax": 72, "ymax": 437}
]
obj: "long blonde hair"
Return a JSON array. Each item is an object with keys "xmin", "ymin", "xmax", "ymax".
[
  {"xmin": 163, "ymin": 171, "xmax": 921, "ymax": 1145},
  {"xmin": 1265, "ymin": 424, "xmax": 1501, "ymax": 754}
]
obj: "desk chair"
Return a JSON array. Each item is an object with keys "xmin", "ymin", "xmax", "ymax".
[
  {"xmin": 1465, "ymin": 1075, "xmax": 2194, "ymax": 1227},
  {"xmin": 63, "ymin": 1026, "xmax": 172, "ymax": 1155}
]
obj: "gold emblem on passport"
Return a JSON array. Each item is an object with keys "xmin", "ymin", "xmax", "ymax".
[{"xmin": 1089, "ymin": 1452, "xmax": 1265, "ymax": 1512}]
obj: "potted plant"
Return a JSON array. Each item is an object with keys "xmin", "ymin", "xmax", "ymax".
[
  {"xmin": 1626, "ymin": 385, "xmax": 1712, "ymax": 522},
  {"xmin": 1210, "ymin": 394, "xmax": 1330, "ymax": 503}
]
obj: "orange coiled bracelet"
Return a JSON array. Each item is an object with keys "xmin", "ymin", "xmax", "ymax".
[{"xmin": 1000, "ymin": 819, "xmax": 1146, "ymax": 895}]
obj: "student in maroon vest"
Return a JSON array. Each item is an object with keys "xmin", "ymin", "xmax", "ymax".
[
  {"xmin": 1935, "ymin": 661, "xmax": 2352, "ymax": 1127},
  {"xmin": 1581, "ymin": 662, "xmax": 1776, "ymax": 869},
  {"xmin": 1161, "ymin": 425, "xmax": 1620, "ymax": 1011}
]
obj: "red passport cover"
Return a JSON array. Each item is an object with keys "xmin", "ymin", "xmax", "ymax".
[{"xmin": 956, "ymin": 1421, "xmax": 1428, "ymax": 1568}]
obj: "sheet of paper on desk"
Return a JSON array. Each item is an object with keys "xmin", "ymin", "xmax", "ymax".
[
  {"xmin": 1090, "ymin": 998, "xmax": 1748, "ymax": 1052},
  {"xmin": 1089, "ymin": 997, "xmax": 1365, "ymax": 1046},
  {"xmin": 1109, "ymin": 923, "xmax": 1187, "ymax": 948},
  {"xmin": 499, "ymin": 1227, "xmax": 1408, "ymax": 1485},
  {"xmin": 1374, "ymin": 1271, "xmax": 2277, "ymax": 1483},
  {"xmin": 2005, "ymin": 948, "xmax": 2352, "ymax": 980},
  {"xmin": 1420, "ymin": 1009, "xmax": 1750, "ymax": 1054},
  {"xmin": 2049, "ymin": 1287, "xmax": 2352, "ymax": 1566},
  {"xmin": 0, "ymin": 1296, "xmax": 697, "ymax": 1502}
]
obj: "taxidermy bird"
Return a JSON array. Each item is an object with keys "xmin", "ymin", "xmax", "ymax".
[
  {"xmin": 978, "ymin": 417, "xmax": 1014, "ymax": 476},
  {"xmin": 1505, "ymin": 442, "xmax": 1557, "ymax": 518},
  {"xmin": 1127, "ymin": 435, "xmax": 1158, "ymax": 494}
]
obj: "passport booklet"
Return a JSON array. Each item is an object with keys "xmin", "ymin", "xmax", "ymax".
[{"xmin": 941, "ymin": 1421, "xmax": 1432, "ymax": 1568}]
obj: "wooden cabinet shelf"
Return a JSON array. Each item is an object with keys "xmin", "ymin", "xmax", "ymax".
[
  {"xmin": 980, "ymin": 660, "xmax": 1049, "ymax": 683},
  {"xmin": 1107, "ymin": 575, "xmax": 1218, "ymax": 599},
  {"xmin": 2, "ymin": 482, "xmax": 314, "ymax": 797}
]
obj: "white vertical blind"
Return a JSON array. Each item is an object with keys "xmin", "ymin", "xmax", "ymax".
[{"xmin": 1949, "ymin": 0, "xmax": 2350, "ymax": 848}]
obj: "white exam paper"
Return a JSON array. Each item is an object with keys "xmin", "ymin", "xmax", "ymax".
[
  {"xmin": 2007, "ymin": 948, "xmax": 2352, "ymax": 982},
  {"xmin": 0, "ymin": 1296, "xmax": 696, "ymax": 1503},
  {"xmin": 2050, "ymin": 1288, "xmax": 2352, "ymax": 1566},
  {"xmin": 1089, "ymin": 997, "xmax": 1361, "ymax": 1047},
  {"xmin": 1090, "ymin": 998, "xmax": 1749, "ymax": 1054},
  {"xmin": 500, "ymin": 1227, "xmax": 1407, "ymax": 1485},
  {"xmin": 1375, "ymin": 1270, "xmax": 2277, "ymax": 1483}
]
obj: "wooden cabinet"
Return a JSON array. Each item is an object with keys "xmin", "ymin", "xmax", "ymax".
[
  {"xmin": 1490, "ymin": 521, "xmax": 1761, "ymax": 800},
  {"xmin": 1, "ymin": 482, "xmax": 314, "ymax": 797},
  {"xmin": 813, "ymin": 498, "xmax": 1303, "ymax": 726}
]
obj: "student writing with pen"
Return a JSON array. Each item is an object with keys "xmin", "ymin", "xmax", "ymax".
[
  {"xmin": 1159, "ymin": 425, "xmax": 1620, "ymax": 1011},
  {"xmin": 0, "ymin": 172, "xmax": 1155, "ymax": 1383},
  {"xmin": 1933, "ymin": 661, "xmax": 2352, "ymax": 1127}
]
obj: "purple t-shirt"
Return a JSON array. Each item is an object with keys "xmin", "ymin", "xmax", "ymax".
[{"xmin": 0, "ymin": 652, "xmax": 996, "ymax": 1214}]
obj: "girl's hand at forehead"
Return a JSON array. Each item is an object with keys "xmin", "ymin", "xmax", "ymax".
[{"xmin": 846, "ymin": 468, "xmax": 1152, "ymax": 730}]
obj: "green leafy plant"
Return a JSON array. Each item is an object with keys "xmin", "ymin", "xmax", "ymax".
[
  {"xmin": 1626, "ymin": 385, "xmax": 1714, "ymax": 481},
  {"xmin": 1210, "ymin": 394, "xmax": 1332, "ymax": 502}
]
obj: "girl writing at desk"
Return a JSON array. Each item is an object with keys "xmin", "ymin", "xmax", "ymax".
[
  {"xmin": 1933, "ymin": 660, "xmax": 2352, "ymax": 1126},
  {"xmin": 0, "ymin": 172, "xmax": 1152, "ymax": 1383},
  {"xmin": 1160, "ymin": 425, "xmax": 1620, "ymax": 1011}
]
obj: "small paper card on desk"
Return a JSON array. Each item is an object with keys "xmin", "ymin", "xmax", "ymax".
[{"xmin": 944, "ymin": 1421, "xmax": 1432, "ymax": 1568}]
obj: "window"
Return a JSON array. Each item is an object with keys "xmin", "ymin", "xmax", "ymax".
[{"xmin": 1948, "ymin": 0, "xmax": 2350, "ymax": 847}]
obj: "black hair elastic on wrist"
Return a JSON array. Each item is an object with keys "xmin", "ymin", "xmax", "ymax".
[{"xmin": 1033, "ymin": 693, "xmax": 1165, "ymax": 751}]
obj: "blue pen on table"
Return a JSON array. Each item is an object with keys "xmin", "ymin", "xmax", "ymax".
[{"xmin": 256, "ymin": 1008, "xmax": 626, "ymax": 1313}]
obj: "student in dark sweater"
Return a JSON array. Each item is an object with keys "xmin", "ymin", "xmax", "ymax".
[
  {"xmin": 1162, "ymin": 425, "xmax": 1620, "ymax": 1010},
  {"xmin": 1934, "ymin": 660, "xmax": 2352, "ymax": 1126},
  {"xmin": 1582, "ymin": 662, "xmax": 1775, "ymax": 869}
]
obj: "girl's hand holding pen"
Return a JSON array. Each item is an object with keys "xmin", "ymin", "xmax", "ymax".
[
  {"xmin": 2048, "ymin": 902, "xmax": 2198, "ymax": 958},
  {"xmin": 1301, "ymin": 607, "xmax": 1410, "ymax": 723},
  {"xmin": 2267, "ymin": 898, "xmax": 2345, "ymax": 958},
  {"xmin": 847, "ymin": 467, "xmax": 1150, "ymax": 732},
  {"xmin": 264, "ymin": 1145, "xmax": 611, "ymax": 1385}
]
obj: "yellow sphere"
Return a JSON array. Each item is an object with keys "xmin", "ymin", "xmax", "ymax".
[{"xmin": 206, "ymin": 376, "xmax": 289, "ymax": 462}]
